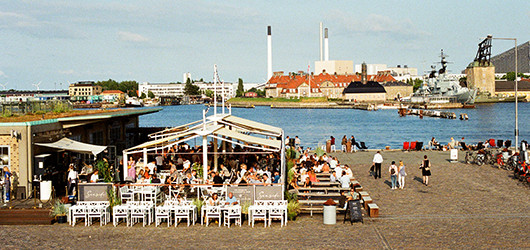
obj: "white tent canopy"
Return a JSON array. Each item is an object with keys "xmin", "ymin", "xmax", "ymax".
[
  {"xmin": 123, "ymin": 113, "xmax": 285, "ymax": 182},
  {"xmin": 36, "ymin": 137, "xmax": 107, "ymax": 156}
]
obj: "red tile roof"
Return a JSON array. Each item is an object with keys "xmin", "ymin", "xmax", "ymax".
[
  {"xmin": 101, "ymin": 90, "xmax": 125, "ymax": 94},
  {"xmin": 268, "ymin": 72, "xmax": 396, "ymax": 91}
]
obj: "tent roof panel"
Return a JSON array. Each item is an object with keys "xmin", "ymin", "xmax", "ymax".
[
  {"xmin": 35, "ymin": 138, "xmax": 107, "ymax": 155},
  {"xmin": 222, "ymin": 115, "xmax": 282, "ymax": 136},
  {"xmin": 215, "ymin": 127, "xmax": 281, "ymax": 150}
]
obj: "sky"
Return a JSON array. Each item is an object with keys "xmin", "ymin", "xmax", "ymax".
[{"xmin": 1, "ymin": 0, "xmax": 529, "ymax": 90}]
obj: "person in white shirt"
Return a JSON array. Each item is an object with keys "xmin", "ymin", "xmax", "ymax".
[
  {"xmin": 339, "ymin": 171, "xmax": 351, "ymax": 188},
  {"xmin": 343, "ymin": 165, "xmax": 353, "ymax": 179},
  {"xmin": 335, "ymin": 165, "xmax": 343, "ymax": 178},
  {"xmin": 90, "ymin": 170, "xmax": 99, "ymax": 183},
  {"xmin": 67, "ymin": 164, "xmax": 78, "ymax": 196},
  {"xmin": 372, "ymin": 151, "xmax": 384, "ymax": 179},
  {"xmin": 329, "ymin": 157, "xmax": 338, "ymax": 169},
  {"xmin": 398, "ymin": 160, "xmax": 407, "ymax": 189},
  {"xmin": 330, "ymin": 171, "xmax": 339, "ymax": 182},
  {"xmin": 146, "ymin": 161, "xmax": 157, "ymax": 175}
]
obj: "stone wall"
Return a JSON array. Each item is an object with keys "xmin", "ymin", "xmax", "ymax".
[
  {"xmin": 0, "ymin": 135, "xmax": 20, "ymax": 173},
  {"xmin": 466, "ymin": 65, "xmax": 496, "ymax": 94},
  {"xmin": 343, "ymin": 93, "xmax": 386, "ymax": 102},
  {"xmin": 384, "ymin": 86, "xmax": 413, "ymax": 100}
]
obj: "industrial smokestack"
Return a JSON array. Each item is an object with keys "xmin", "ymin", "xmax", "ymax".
[
  {"xmin": 319, "ymin": 22, "xmax": 323, "ymax": 61},
  {"xmin": 324, "ymin": 28, "xmax": 329, "ymax": 61},
  {"xmin": 267, "ymin": 26, "xmax": 272, "ymax": 81}
]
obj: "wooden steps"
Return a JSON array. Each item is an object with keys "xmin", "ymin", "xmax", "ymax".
[{"xmin": 0, "ymin": 209, "xmax": 53, "ymax": 225}]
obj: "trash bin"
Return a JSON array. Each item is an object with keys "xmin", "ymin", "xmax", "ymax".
[
  {"xmin": 450, "ymin": 149, "xmax": 458, "ymax": 162},
  {"xmin": 323, "ymin": 198, "xmax": 337, "ymax": 225}
]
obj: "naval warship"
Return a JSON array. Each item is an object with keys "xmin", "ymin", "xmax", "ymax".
[{"xmin": 407, "ymin": 50, "xmax": 477, "ymax": 104}]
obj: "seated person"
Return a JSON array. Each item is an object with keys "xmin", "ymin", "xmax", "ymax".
[
  {"xmin": 340, "ymin": 187, "xmax": 360, "ymax": 209},
  {"xmin": 165, "ymin": 166, "xmax": 178, "ymax": 184},
  {"xmin": 225, "ymin": 192, "xmax": 238, "ymax": 205},
  {"xmin": 460, "ymin": 141, "xmax": 469, "ymax": 151},
  {"xmin": 213, "ymin": 172, "xmax": 224, "ymax": 185},
  {"xmin": 289, "ymin": 176, "xmax": 299, "ymax": 189},
  {"xmin": 429, "ymin": 137, "xmax": 440, "ymax": 150},
  {"xmin": 137, "ymin": 169, "xmax": 144, "ymax": 183},
  {"xmin": 339, "ymin": 171, "xmax": 350, "ymax": 188},
  {"xmin": 330, "ymin": 171, "xmax": 338, "ymax": 182},
  {"xmin": 90, "ymin": 170, "xmax": 99, "ymax": 183},
  {"xmin": 303, "ymin": 177, "xmax": 312, "ymax": 188},
  {"xmin": 206, "ymin": 193, "xmax": 220, "ymax": 206}
]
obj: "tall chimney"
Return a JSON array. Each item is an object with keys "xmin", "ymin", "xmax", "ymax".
[
  {"xmin": 267, "ymin": 26, "xmax": 272, "ymax": 81},
  {"xmin": 319, "ymin": 22, "xmax": 323, "ymax": 61},
  {"xmin": 324, "ymin": 28, "xmax": 329, "ymax": 61},
  {"xmin": 361, "ymin": 62, "xmax": 367, "ymax": 84}
]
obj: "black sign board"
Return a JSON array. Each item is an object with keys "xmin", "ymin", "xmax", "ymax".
[
  {"xmin": 78, "ymin": 183, "xmax": 112, "ymax": 201},
  {"xmin": 227, "ymin": 186, "xmax": 254, "ymax": 204}
]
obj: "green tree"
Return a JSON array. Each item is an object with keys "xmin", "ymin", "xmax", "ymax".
[
  {"xmin": 203, "ymin": 89, "xmax": 214, "ymax": 98},
  {"xmin": 184, "ymin": 78, "xmax": 200, "ymax": 95},
  {"xmin": 407, "ymin": 78, "xmax": 423, "ymax": 92},
  {"xmin": 96, "ymin": 79, "xmax": 119, "ymax": 91},
  {"xmin": 148, "ymin": 91, "xmax": 155, "ymax": 98},
  {"xmin": 140, "ymin": 92, "xmax": 146, "ymax": 99},
  {"xmin": 236, "ymin": 78, "xmax": 244, "ymax": 97}
]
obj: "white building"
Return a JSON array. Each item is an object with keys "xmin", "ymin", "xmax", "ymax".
[
  {"xmin": 315, "ymin": 60, "xmax": 354, "ymax": 75},
  {"xmin": 139, "ymin": 82, "xmax": 185, "ymax": 97},
  {"xmin": 139, "ymin": 81, "xmax": 235, "ymax": 99},
  {"xmin": 355, "ymin": 64, "xmax": 387, "ymax": 75}
]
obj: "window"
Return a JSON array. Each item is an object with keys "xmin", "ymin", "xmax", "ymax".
[
  {"xmin": 0, "ymin": 146, "xmax": 9, "ymax": 167},
  {"xmin": 90, "ymin": 131, "xmax": 104, "ymax": 145}
]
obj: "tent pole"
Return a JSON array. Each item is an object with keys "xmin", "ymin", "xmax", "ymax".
[
  {"xmin": 213, "ymin": 137, "xmax": 218, "ymax": 172},
  {"xmin": 202, "ymin": 135, "xmax": 208, "ymax": 181},
  {"xmin": 123, "ymin": 151, "xmax": 128, "ymax": 180},
  {"xmin": 143, "ymin": 148, "xmax": 147, "ymax": 167},
  {"xmin": 281, "ymin": 130, "xmax": 286, "ymax": 186}
]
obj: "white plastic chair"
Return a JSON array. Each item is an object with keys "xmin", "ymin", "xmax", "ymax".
[
  {"xmin": 120, "ymin": 186, "xmax": 134, "ymax": 203},
  {"xmin": 204, "ymin": 206, "xmax": 221, "ymax": 227},
  {"xmin": 70, "ymin": 205, "xmax": 87, "ymax": 227},
  {"xmin": 268, "ymin": 207, "xmax": 284, "ymax": 227},
  {"xmin": 155, "ymin": 206, "xmax": 172, "ymax": 227},
  {"xmin": 254, "ymin": 200, "xmax": 266, "ymax": 206},
  {"xmin": 223, "ymin": 207, "xmax": 241, "ymax": 227},
  {"xmin": 174, "ymin": 206, "xmax": 191, "ymax": 227},
  {"xmin": 113, "ymin": 205, "xmax": 130, "ymax": 227},
  {"xmin": 251, "ymin": 208, "xmax": 268, "ymax": 227},
  {"xmin": 87, "ymin": 206, "xmax": 107, "ymax": 226},
  {"xmin": 130, "ymin": 205, "xmax": 149, "ymax": 227},
  {"xmin": 331, "ymin": 145, "xmax": 336, "ymax": 152}
]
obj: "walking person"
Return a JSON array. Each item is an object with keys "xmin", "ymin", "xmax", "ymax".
[
  {"xmin": 389, "ymin": 161, "xmax": 398, "ymax": 189},
  {"xmin": 398, "ymin": 160, "xmax": 407, "ymax": 189},
  {"xmin": 420, "ymin": 155, "xmax": 432, "ymax": 186},
  {"xmin": 3, "ymin": 166, "xmax": 11, "ymax": 204},
  {"xmin": 67, "ymin": 164, "xmax": 79, "ymax": 196},
  {"xmin": 372, "ymin": 151, "xmax": 383, "ymax": 179}
]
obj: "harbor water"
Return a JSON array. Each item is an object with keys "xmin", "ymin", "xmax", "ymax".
[{"xmin": 138, "ymin": 103, "xmax": 530, "ymax": 150}]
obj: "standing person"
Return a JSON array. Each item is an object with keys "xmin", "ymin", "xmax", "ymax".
[
  {"xmin": 398, "ymin": 160, "xmax": 407, "ymax": 189},
  {"xmin": 341, "ymin": 135, "xmax": 347, "ymax": 152},
  {"xmin": 330, "ymin": 136, "xmax": 335, "ymax": 146},
  {"xmin": 420, "ymin": 155, "xmax": 432, "ymax": 186},
  {"xmin": 3, "ymin": 166, "xmax": 11, "ymax": 203},
  {"xmin": 127, "ymin": 156, "xmax": 136, "ymax": 181},
  {"xmin": 389, "ymin": 161, "xmax": 398, "ymax": 190},
  {"xmin": 295, "ymin": 136, "xmax": 301, "ymax": 148},
  {"xmin": 372, "ymin": 151, "xmax": 383, "ymax": 179},
  {"xmin": 67, "ymin": 164, "xmax": 79, "ymax": 196}
]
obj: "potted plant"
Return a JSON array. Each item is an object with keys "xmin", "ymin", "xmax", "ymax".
[
  {"xmin": 240, "ymin": 201, "xmax": 252, "ymax": 221},
  {"xmin": 50, "ymin": 200, "xmax": 68, "ymax": 224},
  {"xmin": 193, "ymin": 198, "xmax": 204, "ymax": 218},
  {"xmin": 287, "ymin": 200, "xmax": 300, "ymax": 221}
]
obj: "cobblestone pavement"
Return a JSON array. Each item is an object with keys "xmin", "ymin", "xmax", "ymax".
[{"xmin": 1, "ymin": 151, "xmax": 529, "ymax": 249}]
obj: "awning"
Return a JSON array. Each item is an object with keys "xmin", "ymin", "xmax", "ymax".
[
  {"xmin": 215, "ymin": 127, "xmax": 282, "ymax": 150},
  {"xmin": 222, "ymin": 115, "xmax": 282, "ymax": 136},
  {"xmin": 35, "ymin": 138, "xmax": 107, "ymax": 155}
]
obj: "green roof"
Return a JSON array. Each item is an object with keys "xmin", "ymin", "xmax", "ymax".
[{"xmin": 0, "ymin": 108, "xmax": 161, "ymax": 127}]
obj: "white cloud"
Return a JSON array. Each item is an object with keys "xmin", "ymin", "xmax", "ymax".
[
  {"xmin": 0, "ymin": 10, "xmax": 86, "ymax": 39},
  {"xmin": 117, "ymin": 31, "xmax": 149, "ymax": 42}
]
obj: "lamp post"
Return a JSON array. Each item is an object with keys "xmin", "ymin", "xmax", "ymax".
[{"xmin": 489, "ymin": 37, "xmax": 518, "ymax": 151}]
